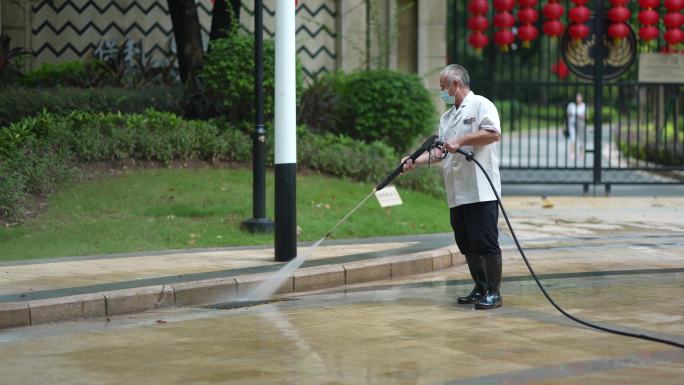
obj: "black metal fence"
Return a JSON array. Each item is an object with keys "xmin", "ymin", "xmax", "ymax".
[{"xmin": 449, "ymin": 0, "xmax": 684, "ymax": 191}]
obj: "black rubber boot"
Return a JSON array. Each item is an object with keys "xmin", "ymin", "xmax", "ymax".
[
  {"xmin": 457, "ymin": 254, "xmax": 486, "ymax": 304},
  {"xmin": 475, "ymin": 253, "xmax": 503, "ymax": 310}
]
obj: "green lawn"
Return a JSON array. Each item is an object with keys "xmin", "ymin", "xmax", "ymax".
[{"xmin": 0, "ymin": 167, "xmax": 451, "ymax": 261}]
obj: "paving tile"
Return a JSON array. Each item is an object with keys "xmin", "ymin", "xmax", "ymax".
[
  {"xmin": 171, "ymin": 279, "xmax": 237, "ymax": 307},
  {"xmin": 294, "ymin": 266, "xmax": 345, "ymax": 292},
  {"xmin": 390, "ymin": 255, "xmax": 433, "ymax": 278},
  {"xmin": 29, "ymin": 293, "xmax": 105, "ymax": 324},
  {"xmin": 0, "ymin": 302, "xmax": 30, "ymax": 329},
  {"xmin": 105, "ymin": 285, "xmax": 174, "ymax": 316},
  {"xmin": 343, "ymin": 260, "xmax": 391, "ymax": 285}
]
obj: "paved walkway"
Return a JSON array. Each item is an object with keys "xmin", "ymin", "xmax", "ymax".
[{"xmin": 1, "ymin": 195, "xmax": 682, "ymax": 303}]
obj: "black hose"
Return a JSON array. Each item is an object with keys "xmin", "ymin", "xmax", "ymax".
[{"xmin": 456, "ymin": 148, "xmax": 684, "ymax": 350}]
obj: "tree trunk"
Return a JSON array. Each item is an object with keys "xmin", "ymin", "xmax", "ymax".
[
  {"xmin": 210, "ymin": 0, "xmax": 241, "ymax": 41},
  {"xmin": 167, "ymin": 0, "xmax": 204, "ymax": 86}
]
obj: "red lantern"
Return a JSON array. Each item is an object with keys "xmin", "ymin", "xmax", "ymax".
[
  {"xmin": 639, "ymin": 0, "xmax": 660, "ymax": 8},
  {"xmin": 639, "ymin": 25, "xmax": 660, "ymax": 41},
  {"xmin": 467, "ymin": 0, "xmax": 490, "ymax": 53},
  {"xmin": 569, "ymin": 23, "xmax": 590, "ymax": 41},
  {"xmin": 608, "ymin": 23, "xmax": 631, "ymax": 40},
  {"xmin": 664, "ymin": 0, "xmax": 684, "ymax": 11},
  {"xmin": 494, "ymin": 12, "xmax": 516, "ymax": 28},
  {"xmin": 569, "ymin": 6, "xmax": 591, "ymax": 23},
  {"xmin": 468, "ymin": 15, "xmax": 489, "ymax": 31},
  {"xmin": 664, "ymin": 13, "xmax": 684, "ymax": 29},
  {"xmin": 517, "ymin": 1, "xmax": 539, "ymax": 48},
  {"xmin": 468, "ymin": 0, "xmax": 489, "ymax": 15},
  {"xmin": 468, "ymin": 32, "xmax": 489, "ymax": 54},
  {"xmin": 568, "ymin": 0, "xmax": 590, "ymax": 43},
  {"xmin": 639, "ymin": 0, "xmax": 661, "ymax": 45},
  {"xmin": 493, "ymin": 0, "xmax": 515, "ymax": 11},
  {"xmin": 551, "ymin": 58, "xmax": 569, "ymax": 79},
  {"xmin": 543, "ymin": 2, "xmax": 564, "ymax": 20},
  {"xmin": 608, "ymin": 6, "xmax": 631, "ymax": 23},
  {"xmin": 518, "ymin": 8, "xmax": 539, "ymax": 24},
  {"xmin": 543, "ymin": 20, "xmax": 565, "ymax": 37},
  {"xmin": 542, "ymin": 1, "xmax": 565, "ymax": 38},
  {"xmin": 607, "ymin": 0, "xmax": 631, "ymax": 42},
  {"xmin": 518, "ymin": 24, "xmax": 539, "ymax": 48},
  {"xmin": 664, "ymin": 28, "xmax": 684, "ymax": 47},
  {"xmin": 492, "ymin": 0, "xmax": 515, "ymax": 51},
  {"xmin": 494, "ymin": 29, "xmax": 515, "ymax": 50},
  {"xmin": 639, "ymin": 10, "xmax": 660, "ymax": 25},
  {"xmin": 663, "ymin": 0, "xmax": 684, "ymax": 50}
]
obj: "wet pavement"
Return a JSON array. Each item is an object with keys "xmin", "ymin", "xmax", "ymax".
[
  {"xmin": 0, "ymin": 268, "xmax": 681, "ymax": 385},
  {"xmin": 1, "ymin": 229, "xmax": 682, "ymax": 384}
]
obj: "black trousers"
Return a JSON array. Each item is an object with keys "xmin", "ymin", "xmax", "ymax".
[{"xmin": 450, "ymin": 200, "xmax": 501, "ymax": 258}]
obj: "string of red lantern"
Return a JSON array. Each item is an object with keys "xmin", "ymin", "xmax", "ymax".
[
  {"xmin": 467, "ymin": 0, "xmax": 490, "ymax": 54},
  {"xmin": 664, "ymin": 0, "xmax": 684, "ymax": 50},
  {"xmin": 568, "ymin": 0, "xmax": 591, "ymax": 43},
  {"xmin": 607, "ymin": 0, "xmax": 631, "ymax": 42},
  {"xmin": 542, "ymin": 0, "xmax": 565, "ymax": 38},
  {"xmin": 517, "ymin": 0, "xmax": 539, "ymax": 48},
  {"xmin": 638, "ymin": 0, "xmax": 660, "ymax": 43},
  {"xmin": 493, "ymin": 0, "xmax": 516, "ymax": 51}
]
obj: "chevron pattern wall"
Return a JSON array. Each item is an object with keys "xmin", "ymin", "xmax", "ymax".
[
  {"xmin": 239, "ymin": 0, "xmax": 337, "ymax": 80},
  {"xmin": 30, "ymin": 0, "xmax": 213, "ymax": 64},
  {"xmin": 26, "ymin": 0, "xmax": 336, "ymax": 80}
]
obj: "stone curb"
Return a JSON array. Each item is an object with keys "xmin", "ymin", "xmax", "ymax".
[{"xmin": 0, "ymin": 247, "xmax": 460, "ymax": 329}]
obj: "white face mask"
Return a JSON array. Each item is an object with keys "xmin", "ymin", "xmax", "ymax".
[{"xmin": 440, "ymin": 82, "xmax": 455, "ymax": 105}]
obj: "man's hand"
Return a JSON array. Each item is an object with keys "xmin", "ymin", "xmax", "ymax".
[
  {"xmin": 402, "ymin": 156, "xmax": 416, "ymax": 173},
  {"xmin": 444, "ymin": 137, "xmax": 462, "ymax": 153}
]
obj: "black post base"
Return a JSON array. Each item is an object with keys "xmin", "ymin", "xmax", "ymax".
[
  {"xmin": 275, "ymin": 163, "xmax": 297, "ymax": 262},
  {"xmin": 241, "ymin": 218, "xmax": 274, "ymax": 233}
]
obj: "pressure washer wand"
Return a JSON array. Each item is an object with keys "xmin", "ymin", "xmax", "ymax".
[{"xmin": 376, "ymin": 135, "xmax": 439, "ymax": 191}]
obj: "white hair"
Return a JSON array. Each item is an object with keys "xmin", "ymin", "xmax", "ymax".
[{"xmin": 440, "ymin": 64, "xmax": 470, "ymax": 87}]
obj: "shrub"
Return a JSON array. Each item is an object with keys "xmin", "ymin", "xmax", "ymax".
[
  {"xmin": 297, "ymin": 75, "xmax": 339, "ymax": 133},
  {"xmin": 0, "ymin": 86, "xmax": 184, "ymax": 127},
  {"xmin": 0, "ymin": 137, "xmax": 74, "ymax": 221},
  {"xmin": 333, "ymin": 70, "xmax": 436, "ymax": 152},
  {"xmin": 0, "ymin": 167, "xmax": 25, "ymax": 221},
  {"xmin": 20, "ymin": 61, "xmax": 88, "ymax": 88},
  {"xmin": 200, "ymin": 32, "xmax": 304, "ymax": 125},
  {"xmin": 297, "ymin": 128, "xmax": 444, "ymax": 198}
]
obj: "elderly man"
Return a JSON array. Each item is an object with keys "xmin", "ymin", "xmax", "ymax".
[{"xmin": 403, "ymin": 64, "xmax": 503, "ymax": 309}]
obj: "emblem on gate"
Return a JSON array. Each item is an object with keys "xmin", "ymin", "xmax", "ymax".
[{"xmin": 561, "ymin": 17, "xmax": 637, "ymax": 81}]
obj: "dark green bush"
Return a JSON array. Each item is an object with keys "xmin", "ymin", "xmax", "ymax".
[
  {"xmin": 0, "ymin": 137, "xmax": 74, "ymax": 221},
  {"xmin": 0, "ymin": 86, "xmax": 184, "ymax": 127},
  {"xmin": 297, "ymin": 75, "xmax": 339, "ymax": 133},
  {"xmin": 200, "ymin": 32, "xmax": 304, "ymax": 125},
  {"xmin": 332, "ymin": 70, "xmax": 436, "ymax": 152},
  {"xmin": 297, "ymin": 128, "xmax": 444, "ymax": 197},
  {"xmin": 20, "ymin": 61, "xmax": 88, "ymax": 88},
  {"xmin": 0, "ymin": 167, "xmax": 26, "ymax": 221}
]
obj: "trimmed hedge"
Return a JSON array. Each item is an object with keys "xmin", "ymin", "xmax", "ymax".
[
  {"xmin": 19, "ymin": 61, "xmax": 88, "ymax": 88},
  {"xmin": 0, "ymin": 86, "xmax": 184, "ymax": 127},
  {"xmin": 0, "ymin": 111, "xmax": 444, "ymax": 222}
]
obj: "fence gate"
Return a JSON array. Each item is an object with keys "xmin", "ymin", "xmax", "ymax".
[{"xmin": 450, "ymin": 0, "xmax": 684, "ymax": 194}]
